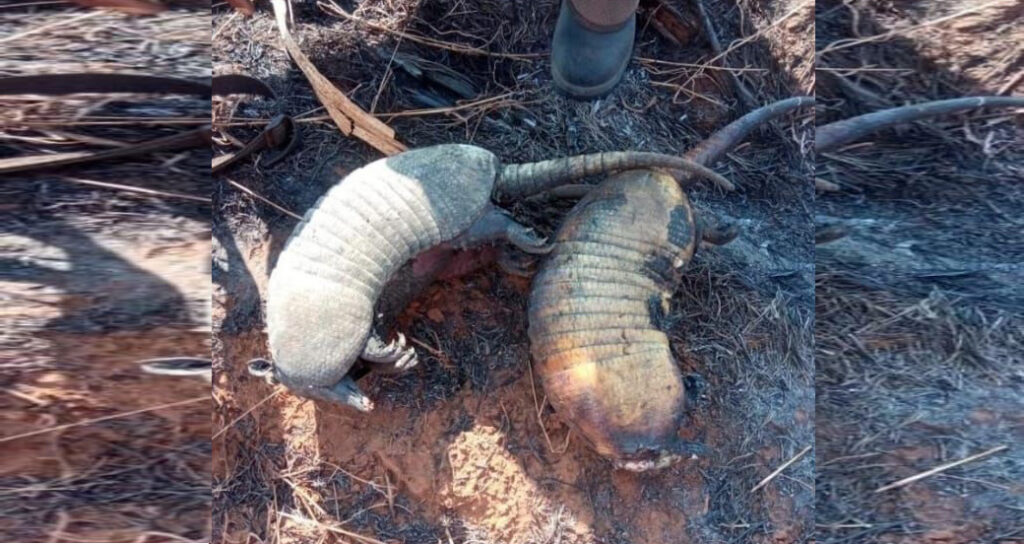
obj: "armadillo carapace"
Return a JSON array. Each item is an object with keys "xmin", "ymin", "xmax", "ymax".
[
  {"xmin": 526, "ymin": 96, "xmax": 816, "ymax": 470},
  {"xmin": 527, "ymin": 169, "xmax": 706, "ymax": 471},
  {"xmin": 263, "ymin": 144, "xmax": 729, "ymax": 411}
]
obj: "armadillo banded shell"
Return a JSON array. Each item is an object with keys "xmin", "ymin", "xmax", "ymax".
[
  {"xmin": 527, "ymin": 169, "xmax": 698, "ymax": 462},
  {"xmin": 267, "ymin": 145, "xmax": 499, "ymax": 388}
]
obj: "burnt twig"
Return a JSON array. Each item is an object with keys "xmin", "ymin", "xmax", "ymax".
[{"xmin": 816, "ymin": 96, "xmax": 1024, "ymax": 152}]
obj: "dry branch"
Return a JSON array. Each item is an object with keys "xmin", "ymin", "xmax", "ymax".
[
  {"xmin": 0, "ymin": 126, "xmax": 210, "ymax": 175},
  {"xmin": 269, "ymin": 0, "xmax": 405, "ymax": 155},
  {"xmin": 679, "ymin": 0, "xmax": 811, "ymax": 92},
  {"xmin": 58, "ymin": 177, "xmax": 207, "ymax": 202},
  {"xmin": 695, "ymin": 0, "xmax": 755, "ymax": 110},
  {"xmin": 0, "ymin": 396, "xmax": 209, "ymax": 444},
  {"xmin": 816, "ymin": 0, "xmax": 1012, "ymax": 60},
  {"xmin": 642, "ymin": 0, "xmax": 700, "ymax": 47},
  {"xmin": 277, "ymin": 511, "xmax": 388, "ymax": 544},
  {"xmin": 225, "ymin": 178, "xmax": 302, "ymax": 220}
]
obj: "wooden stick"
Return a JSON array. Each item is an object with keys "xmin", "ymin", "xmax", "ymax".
[
  {"xmin": 695, "ymin": 0, "xmax": 756, "ymax": 110},
  {"xmin": 60, "ymin": 177, "xmax": 208, "ymax": 203},
  {"xmin": 0, "ymin": 126, "xmax": 210, "ymax": 175},
  {"xmin": 0, "ymin": 10, "xmax": 103, "ymax": 45},
  {"xmin": 750, "ymin": 445, "xmax": 812, "ymax": 492},
  {"xmin": 817, "ymin": 0, "xmax": 1009, "ymax": 60},
  {"xmin": 68, "ymin": 0, "xmax": 166, "ymax": 15},
  {"xmin": 269, "ymin": 0, "xmax": 405, "ymax": 155},
  {"xmin": 874, "ymin": 445, "xmax": 1009, "ymax": 493},
  {"xmin": 225, "ymin": 0, "xmax": 255, "ymax": 16},
  {"xmin": 212, "ymin": 390, "xmax": 280, "ymax": 440}
]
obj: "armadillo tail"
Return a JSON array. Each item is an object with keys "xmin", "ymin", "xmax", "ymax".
[
  {"xmin": 685, "ymin": 96, "xmax": 815, "ymax": 166},
  {"xmin": 494, "ymin": 152, "xmax": 733, "ymax": 201},
  {"xmin": 817, "ymin": 96, "xmax": 1024, "ymax": 153}
]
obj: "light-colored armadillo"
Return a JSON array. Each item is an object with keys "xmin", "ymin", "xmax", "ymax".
[
  {"xmin": 257, "ymin": 144, "xmax": 732, "ymax": 410},
  {"xmin": 526, "ymin": 97, "xmax": 814, "ymax": 471}
]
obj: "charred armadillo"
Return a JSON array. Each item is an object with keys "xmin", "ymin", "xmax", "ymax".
[
  {"xmin": 257, "ymin": 144, "xmax": 732, "ymax": 410},
  {"xmin": 527, "ymin": 97, "xmax": 814, "ymax": 471}
]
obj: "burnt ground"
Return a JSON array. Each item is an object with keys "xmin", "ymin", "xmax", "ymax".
[
  {"xmin": 815, "ymin": 1, "xmax": 1024, "ymax": 542},
  {"xmin": 212, "ymin": 0, "xmax": 815, "ymax": 543},
  {"xmin": 0, "ymin": 4, "xmax": 212, "ymax": 542}
]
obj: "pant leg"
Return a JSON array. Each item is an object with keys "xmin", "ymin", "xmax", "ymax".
[{"xmin": 568, "ymin": 0, "xmax": 639, "ymax": 31}]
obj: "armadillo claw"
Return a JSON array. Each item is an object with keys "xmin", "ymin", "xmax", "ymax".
[
  {"xmin": 393, "ymin": 349, "xmax": 419, "ymax": 372},
  {"xmin": 366, "ymin": 344, "xmax": 417, "ymax": 374},
  {"xmin": 507, "ymin": 226, "xmax": 554, "ymax": 255},
  {"xmin": 361, "ymin": 332, "xmax": 409, "ymax": 363},
  {"xmin": 367, "ymin": 345, "xmax": 418, "ymax": 374}
]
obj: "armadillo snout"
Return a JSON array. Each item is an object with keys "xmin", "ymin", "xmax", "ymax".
[
  {"xmin": 583, "ymin": 422, "xmax": 691, "ymax": 472},
  {"xmin": 614, "ymin": 450, "xmax": 684, "ymax": 472}
]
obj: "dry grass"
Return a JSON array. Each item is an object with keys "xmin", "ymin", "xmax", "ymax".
[
  {"xmin": 815, "ymin": 1, "xmax": 1024, "ymax": 541},
  {"xmin": 0, "ymin": 432, "xmax": 211, "ymax": 542},
  {"xmin": 815, "ymin": 277, "xmax": 1024, "ymax": 542},
  {"xmin": 1, "ymin": 2, "xmax": 212, "ymax": 542}
]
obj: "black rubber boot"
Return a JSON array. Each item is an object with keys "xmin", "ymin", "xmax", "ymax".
[{"xmin": 550, "ymin": 0, "xmax": 636, "ymax": 99}]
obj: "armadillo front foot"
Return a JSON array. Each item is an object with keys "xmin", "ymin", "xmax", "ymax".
[
  {"xmin": 506, "ymin": 223, "xmax": 553, "ymax": 255},
  {"xmin": 455, "ymin": 206, "xmax": 553, "ymax": 254},
  {"xmin": 497, "ymin": 247, "xmax": 538, "ymax": 277},
  {"xmin": 362, "ymin": 332, "xmax": 408, "ymax": 362}
]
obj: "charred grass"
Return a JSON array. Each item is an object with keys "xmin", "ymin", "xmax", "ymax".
[{"xmin": 815, "ymin": 1, "xmax": 1024, "ymax": 542}]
